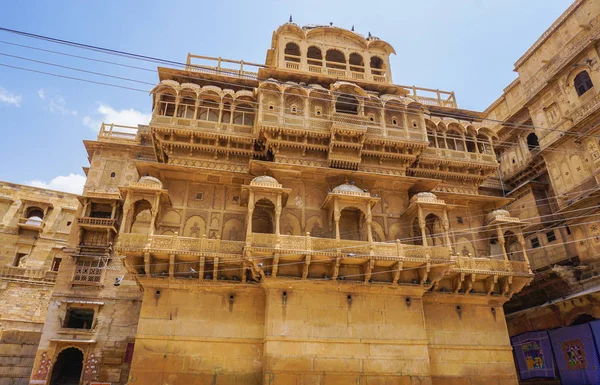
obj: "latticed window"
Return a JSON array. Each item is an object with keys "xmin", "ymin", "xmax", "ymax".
[
  {"xmin": 574, "ymin": 71, "xmax": 593, "ymax": 96},
  {"xmin": 73, "ymin": 259, "xmax": 102, "ymax": 284}
]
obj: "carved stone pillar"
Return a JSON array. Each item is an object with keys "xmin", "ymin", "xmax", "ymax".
[
  {"xmin": 380, "ymin": 108, "xmax": 387, "ymax": 136},
  {"xmin": 144, "ymin": 252, "xmax": 150, "ymax": 277},
  {"xmin": 496, "ymin": 225, "xmax": 508, "ymax": 262},
  {"xmin": 169, "ymin": 254, "xmax": 175, "ymax": 278},
  {"xmin": 473, "ymin": 134, "xmax": 480, "ymax": 154},
  {"xmin": 217, "ymin": 103, "xmax": 224, "ymax": 128},
  {"xmin": 442, "ymin": 209, "xmax": 452, "ymax": 252},
  {"xmin": 366, "ymin": 205, "xmax": 373, "ymax": 243},
  {"xmin": 334, "ymin": 210, "xmax": 341, "ymax": 242},
  {"xmin": 418, "ymin": 206, "xmax": 427, "ymax": 247},
  {"xmin": 275, "ymin": 195, "xmax": 282, "ymax": 237},
  {"xmin": 488, "ymin": 137, "xmax": 495, "ymax": 157},
  {"xmin": 246, "ymin": 204, "xmax": 254, "ymax": 246},
  {"xmin": 121, "ymin": 200, "xmax": 132, "ymax": 233},
  {"xmin": 517, "ymin": 232, "xmax": 530, "ymax": 269}
]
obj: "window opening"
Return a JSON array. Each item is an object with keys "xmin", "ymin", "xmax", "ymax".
[
  {"xmin": 64, "ymin": 307, "xmax": 94, "ymax": 329},
  {"xmin": 546, "ymin": 230, "xmax": 556, "ymax": 243},
  {"xmin": 531, "ymin": 237, "xmax": 540, "ymax": 249},
  {"xmin": 574, "ymin": 71, "xmax": 593, "ymax": 96}
]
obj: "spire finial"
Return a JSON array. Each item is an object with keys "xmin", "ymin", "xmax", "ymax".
[
  {"xmin": 368, "ymin": 31, "xmax": 372, "ymax": 37},
  {"xmin": 351, "ymin": 25, "xmax": 354, "ymax": 32},
  {"xmin": 330, "ymin": 22, "xmax": 333, "ymax": 26},
  {"xmin": 289, "ymin": 14, "xmax": 293, "ymax": 23}
]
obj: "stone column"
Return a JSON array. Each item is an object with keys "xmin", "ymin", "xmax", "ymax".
[
  {"xmin": 517, "ymin": 232, "xmax": 530, "ymax": 269},
  {"xmin": 496, "ymin": 225, "xmax": 509, "ymax": 263},
  {"xmin": 144, "ymin": 252, "xmax": 151, "ymax": 277},
  {"xmin": 169, "ymin": 254, "xmax": 175, "ymax": 278},
  {"xmin": 217, "ymin": 102, "xmax": 224, "ymax": 129},
  {"xmin": 148, "ymin": 193, "xmax": 160, "ymax": 236},
  {"xmin": 366, "ymin": 204, "xmax": 373, "ymax": 243},
  {"xmin": 418, "ymin": 206, "xmax": 427, "ymax": 247},
  {"xmin": 442, "ymin": 209, "xmax": 452, "ymax": 252},
  {"xmin": 246, "ymin": 192, "xmax": 255, "ymax": 246},
  {"xmin": 121, "ymin": 200, "xmax": 132, "ymax": 233},
  {"xmin": 275, "ymin": 195, "xmax": 282, "ymax": 234}
]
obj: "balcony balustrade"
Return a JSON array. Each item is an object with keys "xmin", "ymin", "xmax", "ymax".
[
  {"xmin": 453, "ymin": 256, "xmax": 530, "ymax": 275},
  {"xmin": 420, "ymin": 147, "xmax": 497, "ymax": 165},
  {"xmin": 150, "ymin": 115, "xmax": 254, "ymax": 136},
  {"xmin": 77, "ymin": 217, "xmax": 117, "ymax": 231},
  {"xmin": 0, "ymin": 266, "xmax": 57, "ymax": 283},
  {"xmin": 97, "ymin": 123, "xmax": 138, "ymax": 144},
  {"xmin": 17, "ymin": 217, "xmax": 45, "ymax": 232}
]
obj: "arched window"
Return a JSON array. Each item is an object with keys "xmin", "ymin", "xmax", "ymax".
[
  {"xmin": 177, "ymin": 93, "xmax": 196, "ymax": 119},
  {"xmin": 526, "ymin": 133, "xmax": 539, "ymax": 151},
  {"xmin": 447, "ymin": 130, "xmax": 465, "ymax": 151},
  {"xmin": 284, "ymin": 42, "xmax": 301, "ymax": 63},
  {"xmin": 370, "ymin": 56, "xmax": 385, "ymax": 76},
  {"xmin": 427, "ymin": 129, "xmax": 437, "ymax": 147},
  {"xmin": 574, "ymin": 71, "xmax": 593, "ymax": 96},
  {"xmin": 26, "ymin": 207, "xmax": 44, "ymax": 219},
  {"xmin": 336, "ymin": 94, "xmax": 359, "ymax": 115},
  {"xmin": 326, "ymin": 50, "xmax": 346, "ymax": 70},
  {"xmin": 349, "ymin": 53, "xmax": 364, "ymax": 73},
  {"xmin": 307, "ymin": 46, "xmax": 322, "ymax": 67},
  {"xmin": 252, "ymin": 199, "xmax": 275, "ymax": 234},
  {"xmin": 477, "ymin": 134, "xmax": 491, "ymax": 154},
  {"xmin": 197, "ymin": 98, "xmax": 219, "ymax": 122},
  {"xmin": 233, "ymin": 103, "xmax": 255, "ymax": 126},
  {"xmin": 158, "ymin": 93, "xmax": 176, "ymax": 117}
]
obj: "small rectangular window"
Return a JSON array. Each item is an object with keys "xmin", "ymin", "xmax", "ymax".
[
  {"xmin": 13, "ymin": 253, "xmax": 27, "ymax": 267},
  {"xmin": 531, "ymin": 237, "xmax": 540, "ymax": 249},
  {"xmin": 195, "ymin": 192, "xmax": 203, "ymax": 201},
  {"xmin": 64, "ymin": 307, "xmax": 94, "ymax": 329},
  {"xmin": 456, "ymin": 216, "xmax": 464, "ymax": 224},
  {"xmin": 566, "ymin": 226, "xmax": 571, "ymax": 235},
  {"xmin": 546, "ymin": 231, "xmax": 556, "ymax": 243},
  {"xmin": 51, "ymin": 258, "xmax": 62, "ymax": 272}
]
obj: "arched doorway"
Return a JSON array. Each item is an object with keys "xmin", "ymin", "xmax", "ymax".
[
  {"xmin": 425, "ymin": 214, "xmax": 444, "ymax": 246},
  {"xmin": 526, "ymin": 133, "xmax": 539, "ymax": 151},
  {"xmin": 252, "ymin": 199, "xmax": 275, "ymax": 234},
  {"xmin": 570, "ymin": 314, "xmax": 596, "ymax": 326},
  {"xmin": 130, "ymin": 199, "xmax": 152, "ymax": 234},
  {"xmin": 49, "ymin": 347, "xmax": 83, "ymax": 385},
  {"xmin": 339, "ymin": 207, "xmax": 362, "ymax": 241}
]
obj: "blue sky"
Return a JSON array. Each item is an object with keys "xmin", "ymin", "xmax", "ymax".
[{"xmin": 0, "ymin": 0, "xmax": 573, "ymax": 194}]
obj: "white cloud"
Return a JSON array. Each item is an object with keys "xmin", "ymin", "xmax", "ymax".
[
  {"xmin": 26, "ymin": 173, "xmax": 86, "ymax": 195},
  {"xmin": 38, "ymin": 89, "xmax": 46, "ymax": 100},
  {"xmin": 0, "ymin": 87, "xmax": 22, "ymax": 107},
  {"xmin": 83, "ymin": 103, "xmax": 151, "ymax": 131},
  {"xmin": 48, "ymin": 95, "xmax": 77, "ymax": 116}
]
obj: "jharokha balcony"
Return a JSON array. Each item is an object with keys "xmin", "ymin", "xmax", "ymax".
[{"xmin": 116, "ymin": 232, "xmax": 531, "ymax": 293}]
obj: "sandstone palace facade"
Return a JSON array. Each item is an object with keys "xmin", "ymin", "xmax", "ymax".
[{"xmin": 2, "ymin": 0, "xmax": 596, "ymax": 384}]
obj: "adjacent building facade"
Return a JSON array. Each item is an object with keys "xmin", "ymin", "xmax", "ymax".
[
  {"xmin": 0, "ymin": 182, "xmax": 78, "ymax": 384},
  {"xmin": 484, "ymin": 0, "xmax": 600, "ymax": 380}
]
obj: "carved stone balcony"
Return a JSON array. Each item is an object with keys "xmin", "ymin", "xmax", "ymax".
[
  {"xmin": 77, "ymin": 217, "xmax": 117, "ymax": 232},
  {"xmin": 0, "ymin": 266, "xmax": 57, "ymax": 284},
  {"xmin": 150, "ymin": 115, "xmax": 254, "ymax": 137},
  {"xmin": 452, "ymin": 257, "xmax": 530, "ymax": 276},
  {"xmin": 17, "ymin": 217, "xmax": 45, "ymax": 232},
  {"xmin": 116, "ymin": 233, "xmax": 244, "ymax": 256}
]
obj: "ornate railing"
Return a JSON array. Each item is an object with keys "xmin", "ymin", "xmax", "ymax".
[
  {"xmin": 97, "ymin": 123, "xmax": 138, "ymax": 143},
  {"xmin": 77, "ymin": 217, "xmax": 117, "ymax": 227},
  {"xmin": 454, "ymin": 257, "xmax": 530, "ymax": 274},
  {"xmin": 421, "ymin": 147, "xmax": 497, "ymax": 164},
  {"xmin": 0, "ymin": 266, "xmax": 57, "ymax": 283},
  {"xmin": 151, "ymin": 115, "xmax": 254, "ymax": 136},
  {"xmin": 117, "ymin": 233, "xmax": 243, "ymax": 255}
]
